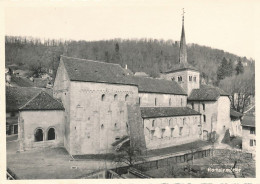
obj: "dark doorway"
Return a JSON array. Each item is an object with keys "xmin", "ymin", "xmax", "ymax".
[
  {"xmin": 13, "ymin": 124, "xmax": 18, "ymax": 134},
  {"xmin": 48, "ymin": 128, "xmax": 55, "ymax": 140}
]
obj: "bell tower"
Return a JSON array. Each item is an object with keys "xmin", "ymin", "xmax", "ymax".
[{"xmin": 162, "ymin": 9, "xmax": 200, "ymax": 96}]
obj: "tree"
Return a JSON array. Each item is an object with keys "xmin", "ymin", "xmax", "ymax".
[
  {"xmin": 217, "ymin": 57, "xmax": 229, "ymax": 83},
  {"xmin": 113, "ymin": 141, "xmax": 145, "ymax": 167},
  {"xmin": 219, "ymin": 68, "xmax": 255, "ymax": 113},
  {"xmin": 235, "ymin": 58, "xmax": 244, "ymax": 75}
]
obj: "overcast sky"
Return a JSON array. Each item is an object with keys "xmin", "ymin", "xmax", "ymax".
[{"xmin": 4, "ymin": 0, "xmax": 259, "ymax": 59}]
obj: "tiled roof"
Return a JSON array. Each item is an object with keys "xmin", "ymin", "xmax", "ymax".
[
  {"xmin": 164, "ymin": 63, "xmax": 199, "ymax": 73},
  {"xmin": 61, "ymin": 55, "xmax": 135, "ymax": 86},
  {"xmin": 230, "ymin": 109, "xmax": 243, "ymax": 118},
  {"xmin": 131, "ymin": 76, "xmax": 186, "ymax": 95},
  {"xmin": 188, "ymin": 84, "xmax": 229, "ymax": 101},
  {"xmin": 19, "ymin": 91, "xmax": 64, "ymax": 111},
  {"xmin": 6, "ymin": 87, "xmax": 53, "ymax": 112},
  {"xmin": 241, "ymin": 115, "xmax": 255, "ymax": 127},
  {"xmin": 10, "ymin": 76, "xmax": 34, "ymax": 87},
  {"xmin": 140, "ymin": 107, "xmax": 201, "ymax": 118}
]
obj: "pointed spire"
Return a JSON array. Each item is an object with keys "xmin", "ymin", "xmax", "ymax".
[{"xmin": 179, "ymin": 8, "xmax": 187, "ymax": 66}]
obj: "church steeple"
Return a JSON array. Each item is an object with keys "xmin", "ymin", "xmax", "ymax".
[{"xmin": 179, "ymin": 8, "xmax": 187, "ymax": 65}]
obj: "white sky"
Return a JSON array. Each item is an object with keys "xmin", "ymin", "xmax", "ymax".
[{"xmin": 4, "ymin": 0, "xmax": 259, "ymax": 59}]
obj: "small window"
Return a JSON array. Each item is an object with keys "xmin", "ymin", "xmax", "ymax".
[
  {"xmin": 194, "ymin": 76, "xmax": 196, "ymax": 82},
  {"xmin": 179, "ymin": 127, "xmax": 183, "ymax": 136},
  {"xmin": 203, "ymin": 115, "xmax": 206, "ymax": 123},
  {"xmin": 115, "ymin": 137, "xmax": 120, "ymax": 141},
  {"xmin": 189, "ymin": 76, "xmax": 192, "ymax": 81},
  {"xmin": 114, "ymin": 123, "xmax": 117, "ymax": 128},
  {"xmin": 191, "ymin": 102, "xmax": 194, "ymax": 109},
  {"xmin": 101, "ymin": 94, "xmax": 105, "ymax": 101},
  {"xmin": 171, "ymin": 77, "xmax": 175, "ymax": 81},
  {"xmin": 125, "ymin": 94, "xmax": 129, "ymax": 101},
  {"xmin": 139, "ymin": 97, "xmax": 141, "ymax": 105},
  {"xmin": 47, "ymin": 128, "xmax": 55, "ymax": 140},
  {"xmin": 101, "ymin": 124, "xmax": 104, "ymax": 129},
  {"xmin": 161, "ymin": 129, "xmax": 165, "ymax": 138},
  {"xmin": 155, "ymin": 98, "xmax": 157, "ymax": 106},
  {"xmin": 114, "ymin": 94, "xmax": 118, "ymax": 101},
  {"xmin": 181, "ymin": 98, "xmax": 183, "ymax": 107},
  {"xmin": 152, "ymin": 120, "xmax": 155, "ymax": 127},
  {"xmin": 250, "ymin": 139, "xmax": 254, "ymax": 146},
  {"xmin": 202, "ymin": 103, "xmax": 205, "ymax": 111},
  {"xmin": 250, "ymin": 127, "xmax": 255, "ymax": 134},
  {"xmin": 35, "ymin": 128, "xmax": 43, "ymax": 142},
  {"xmin": 178, "ymin": 76, "xmax": 182, "ymax": 82},
  {"xmin": 151, "ymin": 130, "xmax": 155, "ymax": 140},
  {"xmin": 171, "ymin": 128, "xmax": 174, "ymax": 137},
  {"xmin": 126, "ymin": 123, "xmax": 128, "ymax": 130},
  {"xmin": 183, "ymin": 118, "xmax": 186, "ymax": 125},
  {"xmin": 169, "ymin": 98, "xmax": 172, "ymax": 106}
]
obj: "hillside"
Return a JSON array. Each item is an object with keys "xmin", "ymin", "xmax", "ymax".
[{"xmin": 5, "ymin": 36, "xmax": 254, "ymax": 85}]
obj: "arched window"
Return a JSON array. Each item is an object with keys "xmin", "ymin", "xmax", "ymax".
[
  {"xmin": 35, "ymin": 128, "xmax": 43, "ymax": 142},
  {"xmin": 101, "ymin": 94, "xmax": 105, "ymax": 101},
  {"xmin": 101, "ymin": 124, "xmax": 104, "ymax": 129},
  {"xmin": 202, "ymin": 103, "xmax": 205, "ymax": 111},
  {"xmin": 191, "ymin": 102, "xmax": 194, "ymax": 109},
  {"xmin": 125, "ymin": 94, "xmax": 129, "ymax": 101},
  {"xmin": 47, "ymin": 128, "xmax": 55, "ymax": 140},
  {"xmin": 171, "ymin": 77, "xmax": 175, "ymax": 81},
  {"xmin": 114, "ymin": 94, "xmax": 118, "ymax": 101},
  {"xmin": 169, "ymin": 98, "xmax": 172, "ymax": 106},
  {"xmin": 114, "ymin": 123, "xmax": 117, "ymax": 128},
  {"xmin": 193, "ymin": 76, "xmax": 197, "ymax": 82},
  {"xmin": 155, "ymin": 98, "xmax": 157, "ymax": 106},
  {"xmin": 189, "ymin": 76, "xmax": 192, "ymax": 81},
  {"xmin": 152, "ymin": 120, "xmax": 155, "ymax": 127}
]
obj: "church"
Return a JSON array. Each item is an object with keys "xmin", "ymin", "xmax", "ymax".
[{"xmin": 16, "ymin": 14, "xmax": 233, "ymax": 155}]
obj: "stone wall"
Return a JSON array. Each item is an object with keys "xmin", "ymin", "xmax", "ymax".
[
  {"xmin": 69, "ymin": 81, "xmax": 139, "ymax": 155},
  {"xmin": 143, "ymin": 115, "xmax": 201, "ymax": 150},
  {"xmin": 138, "ymin": 93, "xmax": 187, "ymax": 107},
  {"xmin": 19, "ymin": 110, "xmax": 65, "ymax": 151},
  {"xmin": 53, "ymin": 59, "xmax": 71, "ymax": 152}
]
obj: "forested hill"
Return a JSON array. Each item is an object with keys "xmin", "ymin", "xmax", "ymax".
[{"xmin": 5, "ymin": 36, "xmax": 254, "ymax": 85}]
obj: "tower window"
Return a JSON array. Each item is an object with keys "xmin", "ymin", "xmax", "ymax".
[
  {"xmin": 139, "ymin": 97, "xmax": 141, "ymax": 105},
  {"xmin": 179, "ymin": 127, "xmax": 183, "ymax": 136},
  {"xmin": 191, "ymin": 102, "xmax": 194, "ymax": 109},
  {"xmin": 155, "ymin": 98, "xmax": 157, "ymax": 106},
  {"xmin": 202, "ymin": 103, "xmax": 205, "ymax": 111},
  {"xmin": 193, "ymin": 76, "xmax": 197, "ymax": 82},
  {"xmin": 171, "ymin": 77, "xmax": 175, "ymax": 81},
  {"xmin": 189, "ymin": 76, "xmax": 192, "ymax": 81},
  {"xmin": 169, "ymin": 98, "xmax": 171, "ymax": 106},
  {"xmin": 114, "ymin": 94, "xmax": 118, "ymax": 101},
  {"xmin": 101, "ymin": 124, "xmax": 104, "ymax": 129},
  {"xmin": 178, "ymin": 76, "xmax": 182, "ymax": 82},
  {"xmin": 181, "ymin": 98, "xmax": 183, "ymax": 106},
  {"xmin": 203, "ymin": 115, "xmax": 206, "ymax": 123},
  {"xmin": 250, "ymin": 127, "xmax": 255, "ymax": 134}
]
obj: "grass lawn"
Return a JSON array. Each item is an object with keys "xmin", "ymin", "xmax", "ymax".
[{"xmin": 7, "ymin": 142, "xmax": 115, "ymax": 179}]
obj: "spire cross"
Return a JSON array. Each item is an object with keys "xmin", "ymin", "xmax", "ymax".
[{"xmin": 182, "ymin": 8, "xmax": 185, "ymax": 23}]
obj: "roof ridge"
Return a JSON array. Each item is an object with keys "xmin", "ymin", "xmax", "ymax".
[
  {"xmin": 61, "ymin": 55, "xmax": 122, "ymax": 67},
  {"xmin": 19, "ymin": 90, "xmax": 43, "ymax": 110}
]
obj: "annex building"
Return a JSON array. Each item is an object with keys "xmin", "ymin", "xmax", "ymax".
[{"xmin": 9, "ymin": 15, "xmax": 235, "ymax": 155}]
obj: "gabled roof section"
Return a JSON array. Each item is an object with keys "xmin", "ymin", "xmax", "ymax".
[
  {"xmin": 6, "ymin": 87, "xmax": 53, "ymax": 112},
  {"xmin": 140, "ymin": 107, "xmax": 200, "ymax": 118},
  {"xmin": 131, "ymin": 76, "xmax": 186, "ymax": 95},
  {"xmin": 188, "ymin": 84, "xmax": 229, "ymax": 101},
  {"xmin": 61, "ymin": 55, "xmax": 136, "ymax": 86},
  {"xmin": 19, "ymin": 91, "xmax": 64, "ymax": 111},
  {"xmin": 241, "ymin": 115, "xmax": 255, "ymax": 127}
]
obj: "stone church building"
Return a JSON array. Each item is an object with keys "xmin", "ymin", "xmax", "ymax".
[{"xmin": 17, "ymin": 15, "xmax": 233, "ymax": 155}]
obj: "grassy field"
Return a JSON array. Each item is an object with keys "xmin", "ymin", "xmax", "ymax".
[{"xmin": 7, "ymin": 141, "xmax": 115, "ymax": 179}]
